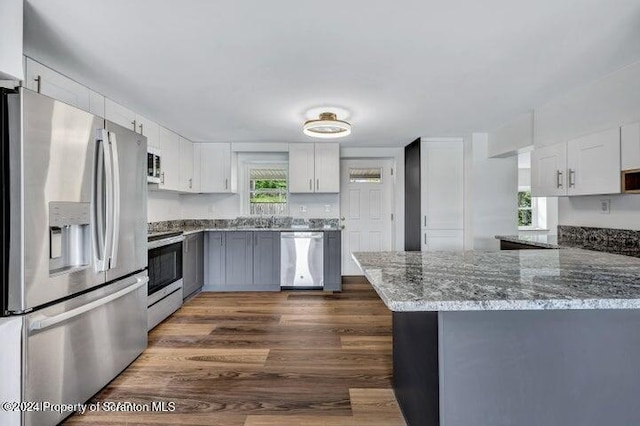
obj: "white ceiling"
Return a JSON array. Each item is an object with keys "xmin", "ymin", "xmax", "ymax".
[{"xmin": 24, "ymin": 0, "xmax": 640, "ymax": 146}]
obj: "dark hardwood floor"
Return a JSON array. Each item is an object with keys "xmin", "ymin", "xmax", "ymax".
[{"xmin": 65, "ymin": 281, "xmax": 405, "ymax": 425}]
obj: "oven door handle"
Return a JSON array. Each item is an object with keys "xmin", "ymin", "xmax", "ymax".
[{"xmin": 28, "ymin": 277, "xmax": 148, "ymax": 332}]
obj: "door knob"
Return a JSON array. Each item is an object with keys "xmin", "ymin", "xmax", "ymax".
[
  {"xmin": 340, "ymin": 225, "xmax": 345, "ymax": 230},
  {"xmin": 340, "ymin": 217, "xmax": 345, "ymax": 221}
]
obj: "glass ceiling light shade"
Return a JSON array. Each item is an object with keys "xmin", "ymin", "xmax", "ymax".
[{"xmin": 303, "ymin": 112, "xmax": 351, "ymax": 139}]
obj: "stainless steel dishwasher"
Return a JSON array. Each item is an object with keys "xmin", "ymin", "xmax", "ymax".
[{"xmin": 280, "ymin": 232, "xmax": 324, "ymax": 289}]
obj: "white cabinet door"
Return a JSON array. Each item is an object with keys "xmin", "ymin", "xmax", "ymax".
[
  {"xmin": 289, "ymin": 144, "xmax": 316, "ymax": 193},
  {"xmin": 314, "ymin": 143, "xmax": 340, "ymax": 193},
  {"xmin": 199, "ymin": 143, "xmax": 232, "ymax": 193},
  {"xmin": 420, "ymin": 140, "xmax": 464, "ymax": 230},
  {"xmin": 179, "ymin": 137, "xmax": 194, "ymax": 192},
  {"xmin": 567, "ymin": 128, "xmax": 621, "ymax": 196},
  {"xmin": 158, "ymin": 126, "xmax": 182, "ymax": 191},
  {"xmin": 25, "ymin": 58, "xmax": 90, "ymax": 111},
  {"xmin": 136, "ymin": 115, "xmax": 159, "ymax": 149},
  {"xmin": 621, "ymin": 122, "xmax": 640, "ymax": 171},
  {"xmin": 192, "ymin": 144, "xmax": 202, "ymax": 193},
  {"xmin": 105, "ymin": 98, "xmax": 136, "ymax": 132},
  {"xmin": 531, "ymin": 142, "xmax": 568, "ymax": 197},
  {"xmin": 421, "ymin": 230, "xmax": 465, "ymax": 251}
]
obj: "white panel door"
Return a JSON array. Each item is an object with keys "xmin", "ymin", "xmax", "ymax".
[
  {"xmin": 136, "ymin": 114, "xmax": 160, "ymax": 149},
  {"xmin": 567, "ymin": 128, "xmax": 621, "ymax": 196},
  {"xmin": 314, "ymin": 143, "xmax": 340, "ymax": 193},
  {"xmin": 105, "ymin": 98, "xmax": 137, "ymax": 132},
  {"xmin": 531, "ymin": 142, "xmax": 568, "ymax": 197},
  {"xmin": 25, "ymin": 58, "xmax": 90, "ymax": 111},
  {"xmin": 179, "ymin": 137, "xmax": 194, "ymax": 192},
  {"xmin": 340, "ymin": 159, "xmax": 394, "ymax": 275},
  {"xmin": 420, "ymin": 140, "xmax": 464, "ymax": 230},
  {"xmin": 199, "ymin": 143, "xmax": 232, "ymax": 193},
  {"xmin": 158, "ymin": 126, "xmax": 181, "ymax": 191},
  {"xmin": 288, "ymin": 143, "xmax": 315, "ymax": 193},
  {"xmin": 621, "ymin": 122, "xmax": 640, "ymax": 171}
]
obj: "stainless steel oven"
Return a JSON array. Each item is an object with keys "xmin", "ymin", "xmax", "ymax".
[{"xmin": 147, "ymin": 232, "xmax": 183, "ymax": 330}]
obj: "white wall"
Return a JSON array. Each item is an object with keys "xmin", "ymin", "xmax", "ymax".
[
  {"xmin": 487, "ymin": 111, "xmax": 534, "ymax": 157},
  {"xmin": 466, "ymin": 133, "xmax": 518, "ymax": 250},
  {"xmin": 0, "ymin": 0, "xmax": 23, "ymax": 80},
  {"xmin": 533, "ymin": 60, "xmax": 640, "ymax": 229},
  {"xmin": 147, "ymin": 191, "xmax": 182, "ymax": 222}
]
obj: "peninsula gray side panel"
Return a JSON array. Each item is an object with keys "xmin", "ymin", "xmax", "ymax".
[
  {"xmin": 439, "ymin": 310, "xmax": 640, "ymax": 426},
  {"xmin": 323, "ymin": 231, "xmax": 342, "ymax": 291}
]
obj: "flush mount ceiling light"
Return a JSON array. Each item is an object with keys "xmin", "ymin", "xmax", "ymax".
[{"xmin": 303, "ymin": 112, "xmax": 351, "ymax": 139}]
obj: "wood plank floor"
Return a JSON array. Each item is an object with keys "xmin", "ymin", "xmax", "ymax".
[{"xmin": 65, "ymin": 282, "xmax": 406, "ymax": 425}]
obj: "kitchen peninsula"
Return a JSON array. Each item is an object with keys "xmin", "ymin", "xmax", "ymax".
[{"xmin": 353, "ymin": 249, "xmax": 640, "ymax": 426}]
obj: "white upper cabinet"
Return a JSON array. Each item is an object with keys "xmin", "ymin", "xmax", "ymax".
[
  {"xmin": 88, "ymin": 90, "xmax": 105, "ymax": 118},
  {"xmin": 531, "ymin": 142, "xmax": 568, "ymax": 197},
  {"xmin": 314, "ymin": 143, "xmax": 340, "ymax": 193},
  {"xmin": 419, "ymin": 139, "xmax": 464, "ymax": 251},
  {"xmin": 566, "ymin": 128, "xmax": 620, "ymax": 196},
  {"xmin": 192, "ymin": 144, "xmax": 202, "ymax": 193},
  {"xmin": 621, "ymin": 122, "xmax": 640, "ymax": 171},
  {"xmin": 531, "ymin": 127, "xmax": 621, "ymax": 197},
  {"xmin": 105, "ymin": 98, "xmax": 137, "ymax": 131},
  {"xmin": 289, "ymin": 143, "xmax": 340, "ymax": 193},
  {"xmin": 198, "ymin": 143, "xmax": 234, "ymax": 193},
  {"xmin": 136, "ymin": 114, "xmax": 159, "ymax": 149},
  {"xmin": 25, "ymin": 58, "xmax": 91, "ymax": 111},
  {"xmin": 179, "ymin": 136, "xmax": 194, "ymax": 192},
  {"xmin": 289, "ymin": 144, "xmax": 316, "ymax": 193},
  {"xmin": 0, "ymin": 0, "xmax": 23, "ymax": 80},
  {"xmin": 158, "ymin": 126, "xmax": 181, "ymax": 191}
]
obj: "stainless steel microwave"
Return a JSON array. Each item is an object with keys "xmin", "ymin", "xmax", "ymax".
[{"xmin": 147, "ymin": 147, "xmax": 161, "ymax": 183}]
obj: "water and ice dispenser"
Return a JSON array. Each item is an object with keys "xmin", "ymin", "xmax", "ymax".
[{"xmin": 48, "ymin": 202, "xmax": 91, "ymax": 275}]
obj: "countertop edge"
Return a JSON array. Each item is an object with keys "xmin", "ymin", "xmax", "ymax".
[{"xmin": 495, "ymin": 235, "xmax": 560, "ymax": 249}]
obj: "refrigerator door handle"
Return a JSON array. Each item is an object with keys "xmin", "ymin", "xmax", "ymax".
[
  {"xmin": 28, "ymin": 276, "xmax": 148, "ymax": 332},
  {"xmin": 93, "ymin": 130, "xmax": 109, "ymax": 272},
  {"xmin": 103, "ymin": 130, "xmax": 115, "ymax": 270},
  {"xmin": 108, "ymin": 131, "xmax": 121, "ymax": 269}
]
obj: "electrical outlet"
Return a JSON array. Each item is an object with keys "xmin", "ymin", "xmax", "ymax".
[
  {"xmin": 299, "ymin": 205, "xmax": 307, "ymax": 213},
  {"xmin": 600, "ymin": 199, "xmax": 610, "ymax": 214},
  {"xmin": 324, "ymin": 204, "xmax": 331, "ymax": 213}
]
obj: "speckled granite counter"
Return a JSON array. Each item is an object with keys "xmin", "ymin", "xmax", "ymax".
[
  {"xmin": 352, "ymin": 249, "xmax": 640, "ymax": 311},
  {"xmin": 149, "ymin": 226, "xmax": 339, "ymax": 238}
]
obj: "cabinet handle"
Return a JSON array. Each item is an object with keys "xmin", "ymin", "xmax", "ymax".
[
  {"xmin": 424, "ymin": 216, "xmax": 427, "ymax": 227},
  {"xmin": 132, "ymin": 119, "xmax": 137, "ymax": 132},
  {"xmin": 556, "ymin": 170, "xmax": 563, "ymax": 189},
  {"xmin": 34, "ymin": 75, "xmax": 42, "ymax": 93},
  {"xmin": 161, "ymin": 172, "xmax": 165, "ymax": 184},
  {"xmin": 138, "ymin": 122, "xmax": 144, "ymax": 135},
  {"xmin": 189, "ymin": 178, "xmax": 192, "ymax": 189},
  {"xmin": 225, "ymin": 178, "xmax": 228, "ymax": 190},
  {"xmin": 317, "ymin": 179, "xmax": 320, "ymax": 191},
  {"xmin": 424, "ymin": 233, "xmax": 427, "ymax": 246},
  {"xmin": 309, "ymin": 179, "xmax": 312, "ymax": 191},
  {"xmin": 568, "ymin": 169, "xmax": 576, "ymax": 188}
]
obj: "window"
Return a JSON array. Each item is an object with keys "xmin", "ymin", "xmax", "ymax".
[
  {"xmin": 349, "ymin": 168, "xmax": 382, "ymax": 183},
  {"xmin": 248, "ymin": 167, "xmax": 288, "ymax": 215},
  {"xmin": 518, "ymin": 190, "xmax": 532, "ymax": 226}
]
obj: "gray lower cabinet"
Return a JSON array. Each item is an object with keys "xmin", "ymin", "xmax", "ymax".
[
  {"xmin": 324, "ymin": 231, "xmax": 342, "ymax": 291},
  {"xmin": 204, "ymin": 230, "xmax": 339, "ymax": 292},
  {"xmin": 205, "ymin": 231, "xmax": 226, "ymax": 287},
  {"xmin": 253, "ymin": 231, "xmax": 281, "ymax": 290},
  {"xmin": 224, "ymin": 232, "xmax": 254, "ymax": 288},
  {"xmin": 183, "ymin": 232, "xmax": 204, "ymax": 299}
]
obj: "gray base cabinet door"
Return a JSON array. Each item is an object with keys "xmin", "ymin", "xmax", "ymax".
[
  {"xmin": 225, "ymin": 232, "xmax": 254, "ymax": 287},
  {"xmin": 253, "ymin": 231, "xmax": 281, "ymax": 290},
  {"xmin": 183, "ymin": 233, "xmax": 199, "ymax": 299},
  {"xmin": 205, "ymin": 232, "xmax": 226, "ymax": 287},
  {"xmin": 195, "ymin": 232, "xmax": 204, "ymax": 288},
  {"xmin": 324, "ymin": 231, "xmax": 342, "ymax": 291}
]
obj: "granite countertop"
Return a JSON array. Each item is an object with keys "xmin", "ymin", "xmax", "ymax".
[
  {"xmin": 352, "ymin": 250, "xmax": 640, "ymax": 312},
  {"xmin": 495, "ymin": 234, "xmax": 560, "ymax": 249},
  {"xmin": 149, "ymin": 227, "xmax": 340, "ymax": 238}
]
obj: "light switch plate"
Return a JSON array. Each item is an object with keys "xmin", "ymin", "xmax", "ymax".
[{"xmin": 600, "ymin": 199, "xmax": 611, "ymax": 214}]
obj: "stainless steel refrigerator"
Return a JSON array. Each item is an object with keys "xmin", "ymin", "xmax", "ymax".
[{"xmin": 0, "ymin": 88, "xmax": 148, "ymax": 426}]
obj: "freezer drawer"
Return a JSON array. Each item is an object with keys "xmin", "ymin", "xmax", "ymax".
[{"xmin": 24, "ymin": 272, "xmax": 148, "ymax": 426}]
